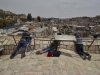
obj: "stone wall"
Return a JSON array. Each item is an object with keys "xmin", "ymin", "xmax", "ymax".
[{"xmin": 1, "ymin": 37, "xmax": 100, "ymax": 55}]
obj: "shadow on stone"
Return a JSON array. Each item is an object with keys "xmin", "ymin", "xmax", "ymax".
[
  {"xmin": 60, "ymin": 51, "xmax": 72, "ymax": 57},
  {"xmin": 10, "ymin": 54, "xmax": 18, "ymax": 59},
  {"xmin": 79, "ymin": 55, "xmax": 86, "ymax": 60},
  {"xmin": 36, "ymin": 51, "xmax": 42, "ymax": 55}
]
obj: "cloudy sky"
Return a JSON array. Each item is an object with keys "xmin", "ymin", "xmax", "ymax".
[{"xmin": 0, "ymin": 0, "xmax": 100, "ymax": 18}]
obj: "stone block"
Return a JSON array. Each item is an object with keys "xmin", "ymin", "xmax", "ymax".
[
  {"xmin": 60, "ymin": 45, "xmax": 66, "ymax": 48},
  {"xmin": 11, "ymin": 45, "xmax": 15, "ymax": 50},
  {"xmin": 62, "ymin": 42, "xmax": 70, "ymax": 45},
  {"xmin": 42, "ymin": 45, "xmax": 48, "ymax": 49},
  {"xmin": 24, "ymin": 72, "xmax": 37, "ymax": 75},
  {"xmin": 72, "ymin": 45, "xmax": 76, "ymax": 51},
  {"xmin": 88, "ymin": 50, "xmax": 95, "ymax": 54},
  {"xmin": 67, "ymin": 45, "xmax": 73, "ymax": 50},
  {"xmin": 69, "ymin": 42, "xmax": 74, "ymax": 45},
  {"xmin": 2, "ymin": 51, "xmax": 5, "ymax": 55},
  {"xmin": 95, "ymin": 46, "xmax": 99, "ymax": 50},
  {"xmin": 35, "ymin": 44, "xmax": 40, "ymax": 49},
  {"xmin": 38, "ymin": 72, "xmax": 43, "ymax": 75},
  {"xmin": 84, "ymin": 45, "xmax": 96, "ymax": 51},
  {"xmin": 17, "ymin": 48, "xmax": 22, "ymax": 54},
  {"xmin": 6, "ymin": 49, "xmax": 10, "ymax": 55},
  {"xmin": 10, "ymin": 50, "xmax": 13, "ymax": 54},
  {"xmin": 93, "ymin": 50, "xmax": 99, "ymax": 54},
  {"xmin": 4, "ymin": 45, "xmax": 9, "ymax": 50},
  {"xmin": 35, "ymin": 40, "xmax": 40, "ymax": 44},
  {"xmin": 43, "ymin": 41, "xmax": 49, "ymax": 44},
  {"xmin": 13, "ymin": 45, "xmax": 17, "ymax": 50}
]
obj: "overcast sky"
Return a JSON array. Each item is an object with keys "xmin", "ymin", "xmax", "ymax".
[{"xmin": 0, "ymin": 0, "xmax": 100, "ymax": 18}]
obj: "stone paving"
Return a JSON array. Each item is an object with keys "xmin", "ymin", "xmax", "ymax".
[{"xmin": 0, "ymin": 49, "xmax": 100, "ymax": 75}]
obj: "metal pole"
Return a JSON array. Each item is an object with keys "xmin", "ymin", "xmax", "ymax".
[
  {"xmin": 12, "ymin": 35, "xmax": 17, "ymax": 45},
  {"xmin": 87, "ymin": 38, "xmax": 96, "ymax": 52}
]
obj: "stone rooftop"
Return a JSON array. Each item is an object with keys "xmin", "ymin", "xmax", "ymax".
[
  {"xmin": 0, "ymin": 49, "xmax": 100, "ymax": 75},
  {"xmin": 0, "ymin": 28, "xmax": 100, "ymax": 75}
]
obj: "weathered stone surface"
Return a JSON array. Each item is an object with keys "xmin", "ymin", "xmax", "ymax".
[{"xmin": 0, "ymin": 49, "xmax": 100, "ymax": 75}]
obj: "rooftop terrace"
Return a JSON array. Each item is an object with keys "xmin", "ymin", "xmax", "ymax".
[
  {"xmin": 0, "ymin": 49, "xmax": 100, "ymax": 75},
  {"xmin": 0, "ymin": 23, "xmax": 100, "ymax": 75},
  {"xmin": 0, "ymin": 35, "xmax": 100, "ymax": 75}
]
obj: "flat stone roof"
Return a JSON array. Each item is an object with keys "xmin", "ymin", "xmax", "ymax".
[{"xmin": 0, "ymin": 49, "xmax": 100, "ymax": 75}]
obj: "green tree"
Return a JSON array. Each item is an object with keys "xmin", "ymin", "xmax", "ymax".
[
  {"xmin": 37, "ymin": 16, "xmax": 41, "ymax": 22},
  {"xmin": 94, "ymin": 15, "xmax": 100, "ymax": 20},
  {"xmin": 27, "ymin": 13, "xmax": 32, "ymax": 21},
  {"xmin": 0, "ymin": 12, "xmax": 8, "ymax": 28},
  {"xmin": 32, "ymin": 18, "xmax": 34, "ymax": 21},
  {"xmin": 0, "ymin": 12, "xmax": 16, "ymax": 28},
  {"xmin": 20, "ymin": 18, "xmax": 27, "ymax": 22}
]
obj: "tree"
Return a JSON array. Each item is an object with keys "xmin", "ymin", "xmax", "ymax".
[
  {"xmin": 0, "ymin": 12, "xmax": 16, "ymax": 28},
  {"xmin": 20, "ymin": 18, "xmax": 27, "ymax": 22},
  {"xmin": 0, "ymin": 12, "xmax": 8, "ymax": 28},
  {"xmin": 27, "ymin": 13, "xmax": 32, "ymax": 21},
  {"xmin": 94, "ymin": 15, "xmax": 100, "ymax": 20},
  {"xmin": 37, "ymin": 16, "xmax": 41, "ymax": 22},
  {"xmin": 32, "ymin": 18, "xmax": 34, "ymax": 21},
  {"xmin": 48, "ymin": 18, "xmax": 51, "ymax": 21}
]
